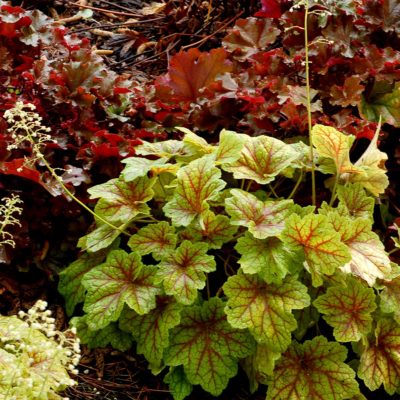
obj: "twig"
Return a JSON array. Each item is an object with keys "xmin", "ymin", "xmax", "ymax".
[{"xmin": 68, "ymin": 1, "xmax": 142, "ymax": 18}]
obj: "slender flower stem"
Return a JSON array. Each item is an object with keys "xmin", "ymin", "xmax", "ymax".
[{"xmin": 304, "ymin": 0, "xmax": 316, "ymax": 206}]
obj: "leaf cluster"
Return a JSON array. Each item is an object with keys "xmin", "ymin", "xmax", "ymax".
[{"xmin": 60, "ymin": 124, "xmax": 399, "ymax": 399}]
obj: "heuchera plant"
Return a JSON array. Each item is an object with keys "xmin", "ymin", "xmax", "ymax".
[{"xmin": 59, "ymin": 120, "xmax": 397, "ymax": 398}]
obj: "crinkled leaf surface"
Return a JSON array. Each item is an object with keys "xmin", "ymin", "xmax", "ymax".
[
  {"xmin": 225, "ymin": 189, "xmax": 293, "ymax": 239},
  {"xmin": 82, "ymin": 250, "xmax": 161, "ymax": 329},
  {"xmin": 179, "ymin": 128, "xmax": 214, "ymax": 158},
  {"xmin": 313, "ymin": 278, "xmax": 376, "ymax": 342},
  {"xmin": 222, "ymin": 135, "xmax": 299, "ymax": 184},
  {"xmin": 71, "ymin": 316, "xmax": 133, "ymax": 351},
  {"xmin": 88, "ymin": 177, "xmax": 155, "ymax": 223},
  {"xmin": 223, "ymin": 272, "xmax": 310, "ymax": 351},
  {"xmin": 128, "ymin": 221, "xmax": 177, "ymax": 260},
  {"xmin": 121, "ymin": 157, "xmax": 170, "ymax": 181},
  {"xmin": 180, "ymin": 210, "xmax": 237, "ymax": 249},
  {"xmin": 164, "ymin": 367, "xmax": 193, "ymax": 400},
  {"xmin": 156, "ymin": 48, "xmax": 232, "ymax": 102},
  {"xmin": 360, "ymin": 81, "xmax": 400, "ymax": 127},
  {"xmin": 164, "ymin": 298, "xmax": 255, "ymax": 396},
  {"xmin": 119, "ymin": 298, "xmax": 182, "ymax": 369},
  {"xmin": 380, "ymin": 275, "xmax": 400, "ymax": 323},
  {"xmin": 281, "ymin": 213, "xmax": 351, "ymax": 286},
  {"xmin": 155, "ymin": 241, "xmax": 215, "ymax": 305},
  {"xmin": 329, "ymin": 215, "xmax": 392, "ymax": 285},
  {"xmin": 134, "ymin": 140, "xmax": 185, "ymax": 159},
  {"xmin": 267, "ymin": 336, "xmax": 359, "ymax": 400},
  {"xmin": 336, "ymin": 184, "xmax": 375, "ymax": 220},
  {"xmin": 59, "ymin": 249, "xmax": 109, "ymax": 316},
  {"xmin": 235, "ymin": 233, "xmax": 299, "ymax": 283},
  {"xmin": 214, "ymin": 129, "xmax": 246, "ymax": 164},
  {"xmin": 223, "ymin": 17, "xmax": 280, "ymax": 59},
  {"xmin": 78, "ymin": 224, "xmax": 121, "ymax": 253},
  {"xmin": 163, "ymin": 157, "xmax": 226, "ymax": 226},
  {"xmin": 312, "ymin": 124, "xmax": 358, "ymax": 174},
  {"xmin": 358, "ymin": 318, "xmax": 400, "ymax": 394}
]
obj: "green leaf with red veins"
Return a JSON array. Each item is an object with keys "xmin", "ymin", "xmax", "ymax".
[
  {"xmin": 155, "ymin": 241, "xmax": 216, "ymax": 305},
  {"xmin": 358, "ymin": 318, "xmax": 400, "ymax": 394},
  {"xmin": 360, "ymin": 81, "xmax": 400, "ymax": 127},
  {"xmin": 163, "ymin": 157, "xmax": 226, "ymax": 227},
  {"xmin": 235, "ymin": 233, "xmax": 300, "ymax": 284},
  {"xmin": 164, "ymin": 367, "xmax": 193, "ymax": 400},
  {"xmin": 78, "ymin": 224, "xmax": 121, "ymax": 253},
  {"xmin": 267, "ymin": 336, "xmax": 360, "ymax": 400},
  {"xmin": 225, "ymin": 189, "xmax": 293, "ymax": 239},
  {"xmin": 223, "ymin": 272, "xmax": 310, "ymax": 351},
  {"xmin": 336, "ymin": 183, "xmax": 375, "ymax": 220},
  {"xmin": 164, "ymin": 297, "xmax": 255, "ymax": 396},
  {"xmin": 82, "ymin": 250, "xmax": 161, "ymax": 330},
  {"xmin": 119, "ymin": 298, "xmax": 182, "ymax": 370},
  {"xmin": 380, "ymin": 275, "xmax": 400, "ymax": 322},
  {"xmin": 313, "ymin": 278, "xmax": 376, "ymax": 342},
  {"xmin": 88, "ymin": 177, "xmax": 156, "ymax": 223},
  {"xmin": 179, "ymin": 127, "xmax": 214, "ymax": 158},
  {"xmin": 180, "ymin": 210, "xmax": 237, "ymax": 249},
  {"xmin": 121, "ymin": 157, "xmax": 171, "ymax": 181},
  {"xmin": 311, "ymin": 124, "xmax": 359, "ymax": 174},
  {"xmin": 134, "ymin": 140, "xmax": 185, "ymax": 159},
  {"xmin": 214, "ymin": 129, "xmax": 246, "ymax": 164},
  {"xmin": 223, "ymin": 17, "xmax": 280, "ymax": 60},
  {"xmin": 222, "ymin": 135, "xmax": 299, "ymax": 184},
  {"xmin": 128, "ymin": 221, "xmax": 177, "ymax": 260},
  {"xmin": 281, "ymin": 213, "xmax": 351, "ymax": 287},
  {"xmin": 328, "ymin": 215, "xmax": 392, "ymax": 286}
]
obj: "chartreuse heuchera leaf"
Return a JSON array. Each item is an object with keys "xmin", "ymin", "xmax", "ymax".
[
  {"xmin": 60, "ymin": 122, "xmax": 397, "ymax": 399},
  {"xmin": 155, "ymin": 240, "xmax": 215, "ymax": 305},
  {"xmin": 164, "ymin": 298, "xmax": 255, "ymax": 396},
  {"xmin": 82, "ymin": 250, "xmax": 161, "ymax": 329},
  {"xmin": 223, "ymin": 272, "xmax": 310, "ymax": 351},
  {"xmin": 225, "ymin": 189, "xmax": 293, "ymax": 239},
  {"xmin": 163, "ymin": 156, "xmax": 226, "ymax": 226},
  {"xmin": 267, "ymin": 336, "xmax": 360, "ymax": 400},
  {"xmin": 358, "ymin": 318, "xmax": 400, "ymax": 394},
  {"xmin": 281, "ymin": 213, "xmax": 351, "ymax": 286},
  {"xmin": 313, "ymin": 278, "xmax": 376, "ymax": 342}
]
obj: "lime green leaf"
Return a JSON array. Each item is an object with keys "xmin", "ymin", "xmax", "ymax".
[
  {"xmin": 358, "ymin": 318, "xmax": 400, "ymax": 394},
  {"xmin": 313, "ymin": 278, "xmax": 376, "ymax": 342},
  {"xmin": 164, "ymin": 298, "xmax": 255, "ymax": 396},
  {"xmin": 163, "ymin": 157, "xmax": 226, "ymax": 226},
  {"xmin": 281, "ymin": 213, "xmax": 351, "ymax": 286},
  {"xmin": 225, "ymin": 189, "xmax": 293, "ymax": 239},
  {"xmin": 235, "ymin": 233, "xmax": 299, "ymax": 283},
  {"xmin": 223, "ymin": 272, "xmax": 310, "ymax": 351},
  {"xmin": 360, "ymin": 81, "xmax": 400, "ymax": 127},
  {"xmin": 134, "ymin": 140, "xmax": 185, "ymax": 159},
  {"xmin": 164, "ymin": 366, "xmax": 193, "ymax": 400},
  {"xmin": 336, "ymin": 184, "xmax": 375, "ymax": 220},
  {"xmin": 222, "ymin": 135, "xmax": 299, "ymax": 184},
  {"xmin": 128, "ymin": 221, "xmax": 177, "ymax": 260},
  {"xmin": 214, "ymin": 129, "xmax": 246, "ymax": 164},
  {"xmin": 70, "ymin": 316, "xmax": 133, "ymax": 351},
  {"xmin": 88, "ymin": 177, "xmax": 156, "ymax": 223},
  {"xmin": 329, "ymin": 215, "xmax": 392, "ymax": 285},
  {"xmin": 380, "ymin": 275, "xmax": 400, "ymax": 323},
  {"xmin": 155, "ymin": 241, "xmax": 215, "ymax": 305},
  {"xmin": 179, "ymin": 127, "xmax": 214, "ymax": 157},
  {"xmin": 82, "ymin": 250, "xmax": 161, "ymax": 330},
  {"xmin": 349, "ymin": 128, "xmax": 389, "ymax": 196},
  {"xmin": 121, "ymin": 157, "xmax": 171, "ymax": 181},
  {"xmin": 119, "ymin": 298, "xmax": 182, "ymax": 369},
  {"xmin": 312, "ymin": 124, "xmax": 359, "ymax": 174},
  {"xmin": 77, "ymin": 224, "xmax": 121, "ymax": 253},
  {"xmin": 179, "ymin": 210, "xmax": 237, "ymax": 249},
  {"xmin": 267, "ymin": 336, "xmax": 359, "ymax": 400},
  {"xmin": 59, "ymin": 249, "xmax": 109, "ymax": 316}
]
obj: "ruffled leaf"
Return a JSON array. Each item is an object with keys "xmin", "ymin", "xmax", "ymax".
[
  {"xmin": 336, "ymin": 183, "xmax": 375, "ymax": 220},
  {"xmin": 82, "ymin": 250, "xmax": 161, "ymax": 330},
  {"xmin": 223, "ymin": 272, "xmax": 310, "ymax": 351},
  {"xmin": 164, "ymin": 367, "xmax": 193, "ymax": 400},
  {"xmin": 164, "ymin": 298, "xmax": 255, "ymax": 396}
]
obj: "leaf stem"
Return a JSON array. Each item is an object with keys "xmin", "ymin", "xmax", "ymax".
[
  {"xmin": 288, "ymin": 169, "xmax": 304, "ymax": 199},
  {"xmin": 304, "ymin": 0, "xmax": 316, "ymax": 206}
]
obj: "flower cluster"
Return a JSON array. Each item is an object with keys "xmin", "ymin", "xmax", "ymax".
[
  {"xmin": 0, "ymin": 300, "xmax": 81, "ymax": 400},
  {"xmin": 0, "ymin": 194, "xmax": 23, "ymax": 248}
]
